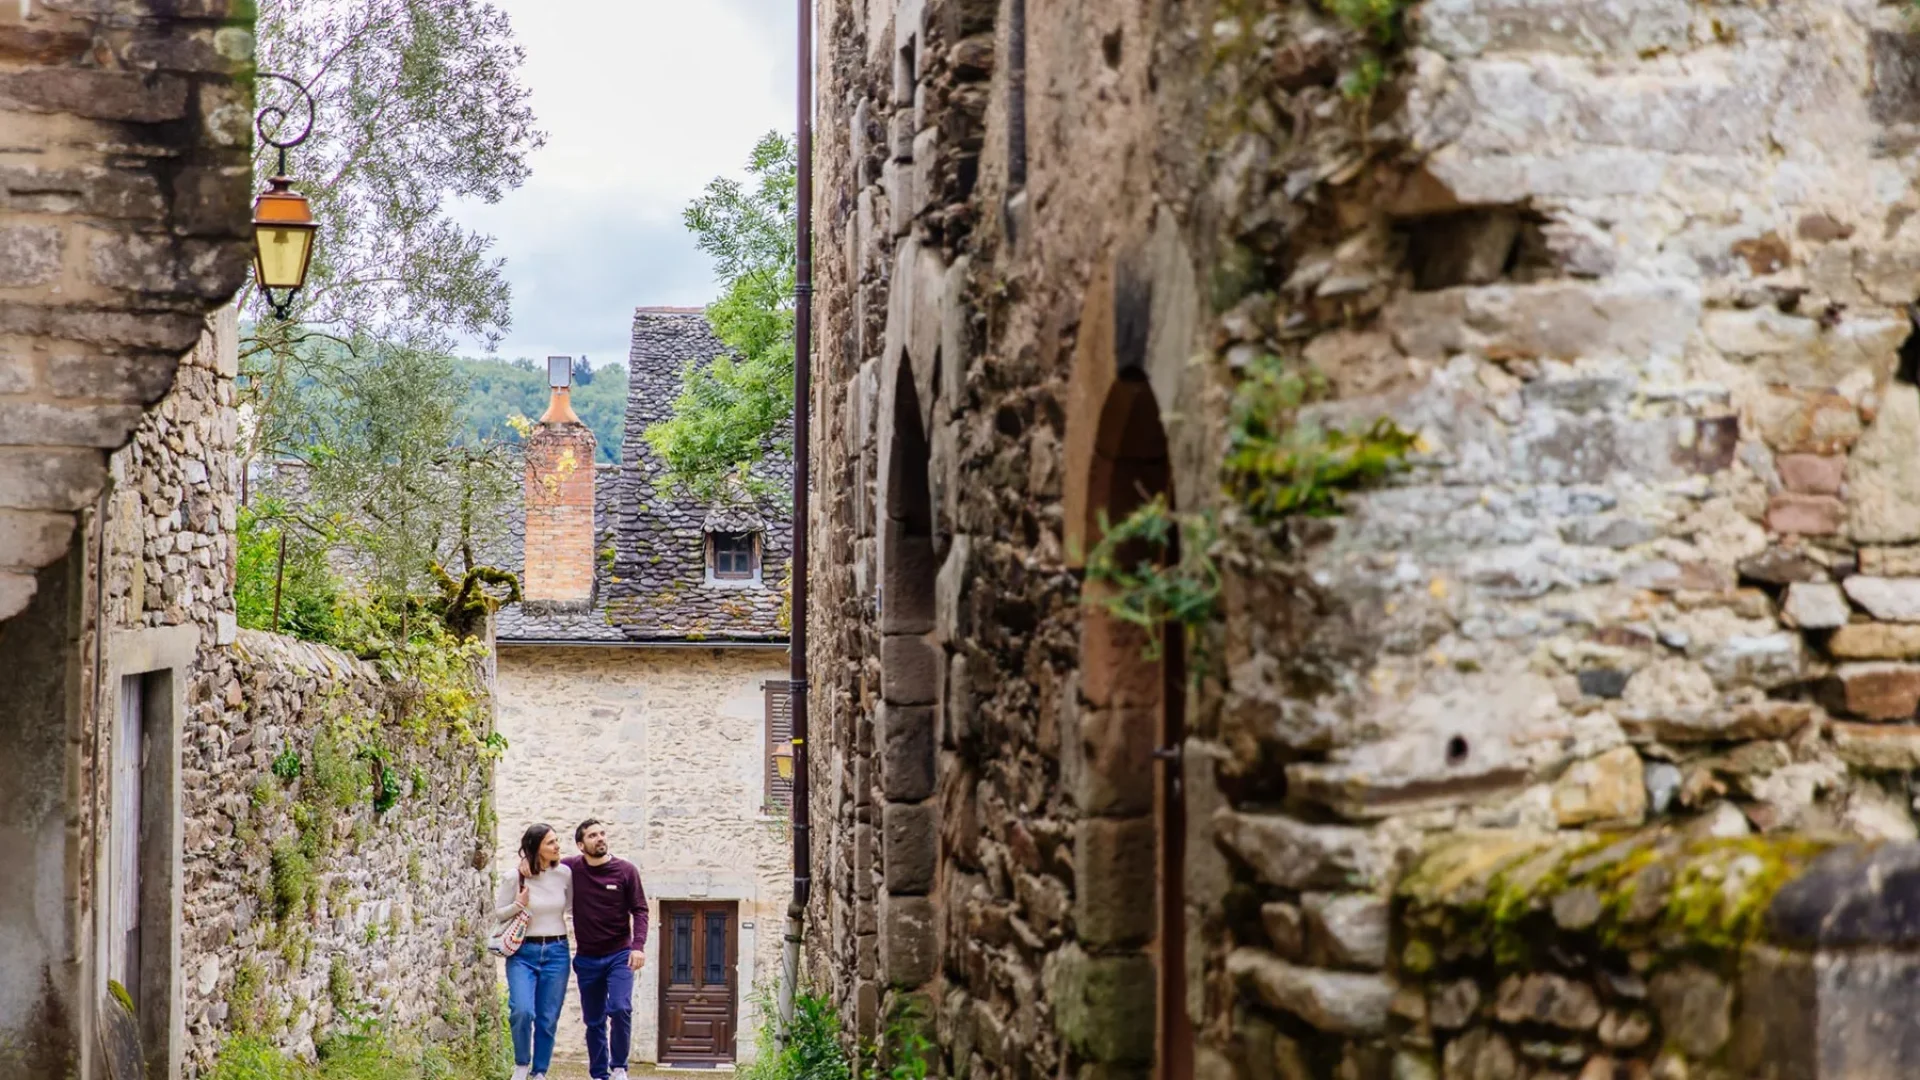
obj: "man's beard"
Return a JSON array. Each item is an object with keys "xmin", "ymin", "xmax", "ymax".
[{"xmin": 588, "ymin": 841, "xmax": 608, "ymax": 857}]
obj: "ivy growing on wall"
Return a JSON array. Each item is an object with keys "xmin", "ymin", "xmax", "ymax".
[
  {"xmin": 1224, "ymin": 353, "xmax": 1418, "ymax": 523},
  {"xmin": 1083, "ymin": 496, "xmax": 1222, "ymax": 665}
]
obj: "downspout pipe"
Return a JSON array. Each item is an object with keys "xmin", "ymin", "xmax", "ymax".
[{"xmin": 779, "ymin": 0, "xmax": 814, "ymax": 1049}]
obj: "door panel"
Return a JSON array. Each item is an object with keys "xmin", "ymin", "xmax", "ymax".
[{"xmin": 659, "ymin": 901, "xmax": 738, "ymax": 1065}]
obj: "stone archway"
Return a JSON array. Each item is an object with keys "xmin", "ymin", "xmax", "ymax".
[
  {"xmin": 876, "ymin": 355, "xmax": 940, "ymax": 1015},
  {"xmin": 1075, "ymin": 370, "xmax": 1191, "ymax": 1080}
]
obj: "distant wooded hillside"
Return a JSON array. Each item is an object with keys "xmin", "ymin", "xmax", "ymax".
[{"xmin": 456, "ymin": 355, "xmax": 627, "ymax": 463}]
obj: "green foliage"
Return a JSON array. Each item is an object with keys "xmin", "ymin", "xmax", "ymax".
[
  {"xmin": 209, "ymin": 1015, "xmax": 513, "ymax": 1080},
  {"xmin": 1223, "ymin": 353, "xmax": 1417, "ymax": 521},
  {"xmin": 409, "ymin": 766, "xmax": 430, "ymax": 799},
  {"xmin": 455, "ymin": 355, "xmax": 628, "ymax": 462},
  {"xmin": 236, "ymin": 499, "xmax": 341, "ymax": 642},
  {"xmin": 328, "ymin": 955, "xmax": 357, "ymax": 1011},
  {"xmin": 740, "ymin": 992, "xmax": 852, "ymax": 1080},
  {"xmin": 310, "ymin": 729, "xmax": 367, "ymax": 810},
  {"xmin": 279, "ymin": 341, "xmax": 522, "ymax": 603},
  {"xmin": 1318, "ymin": 0, "xmax": 1409, "ymax": 99},
  {"xmin": 272, "ymin": 749, "xmax": 304, "ymax": 782},
  {"xmin": 244, "ymin": 0, "xmax": 542, "ymax": 355},
  {"xmin": 270, "ymin": 838, "xmax": 316, "ymax": 921},
  {"xmin": 107, "ymin": 979, "xmax": 136, "ymax": 1016},
  {"xmin": 865, "ymin": 1002, "xmax": 936, "ymax": 1080},
  {"xmin": 331, "ymin": 597, "xmax": 494, "ymax": 744},
  {"xmin": 1322, "ymin": 0, "xmax": 1408, "ymax": 42},
  {"xmin": 1083, "ymin": 496, "xmax": 1222, "ymax": 663},
  {"xmin": 644, "ymin": 131, "xmax": 798, "ymax": 502},
  {"xmin": 228, "ymin": 962, "xmax": 266, "ymax": 1035}
]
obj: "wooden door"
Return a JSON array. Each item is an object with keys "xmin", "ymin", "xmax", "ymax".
[{"xmin": 658, "ymin": 900, "xmax": 739, "ymax": 1066}]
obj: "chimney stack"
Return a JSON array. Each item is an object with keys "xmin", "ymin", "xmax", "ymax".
[{"xmin": 523, "ymin": 356, "xmax": 598, "ymax": 605}]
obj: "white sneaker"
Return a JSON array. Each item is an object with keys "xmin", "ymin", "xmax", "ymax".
[
  {"xmin": 613, "ymin": 1070, "xmax": 630, "ymax": 1080},
  {"xmin": 512, "ymin": 1069, "xmax": 529, "ymax": 1080}
]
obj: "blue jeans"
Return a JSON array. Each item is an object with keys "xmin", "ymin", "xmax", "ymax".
[
  {"xmin": 506, "ymin": 939, "xmax": 571, "ymax": 1073},
  {"xmin": 573, "ymin": 950, "xmax": 634, "ymax": 1079}
]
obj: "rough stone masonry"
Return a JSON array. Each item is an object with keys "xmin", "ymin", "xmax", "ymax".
[
  {"xmin": 0, "ymin": 0, "xmax": 255, "ymax": 622},
  {"xmin": 804, "ymin": 0, "xmax": 1920, "ymax": 1078}
]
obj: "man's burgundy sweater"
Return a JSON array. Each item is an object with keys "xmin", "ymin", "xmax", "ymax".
[{"xmin": 564, "ymin": 854, "xmax": 649, "ymax": 957}]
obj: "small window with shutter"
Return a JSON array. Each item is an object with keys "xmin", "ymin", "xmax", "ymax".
[{"xmin": 763, "ymin": 680, "xmax": 793, "ymax": 814}]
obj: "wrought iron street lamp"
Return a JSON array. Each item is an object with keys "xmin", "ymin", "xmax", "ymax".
[{"xmin": 252, "ymin": 73, "xmax": 318, "ymax": 320}]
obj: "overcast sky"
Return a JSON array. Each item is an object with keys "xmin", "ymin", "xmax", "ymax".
[{"xmin": 453, "ymin": 0, "xmax": 798, "ymax": 368}]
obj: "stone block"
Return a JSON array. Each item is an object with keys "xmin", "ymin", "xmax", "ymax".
[
  {"xmin": 889, "ymin": 110, "xmax": 914, "ymax": 162},
  {"xmin": 1778, "ymin": 454, "xmax": 1847, "ymax": 496},
  {"xmin": 1494, "ymin": 972, "xmax": 1602, "ymax": 1030},
  {"xmin": 1552, "ymin": 746, "xmax": 1647, "ymax": 828},
  {"xmin": 0, "ymin": 401, "xmax": 146, "ymax": 449},
  {"xmin": 1620, "ymin": 701, "xmax": 1817, "ymax": 744},
  {"xmin": 879, "ymin": 526, "xmax": 936, "ymax": 635},
  {"xmin": 883, "ymin": 800, "xmax": 936, "ymax": 895},
  {"xmin": 1756, "ymin": 391, "xmax": 1862, "ymax": 456},
  {"xmin": 1075, "ymin": 706, "xmax": 1155, "ymax": 816},
  {"xmin": 879, "ymin": 893, "xmax": 936, "ymax": 988},
  {"xmin": 1075, "ymin": 816, "xmax": 1154, "ymax": 948},
  {"xmin": 1226, "ymin": 950, "xmax": 1393, "ymax": 1035},
  {"xmin": 0, "ymin": 509, "xmax": 73, "ymax": 571},
  {"xmin": 0, "ymin": 68, "xmax": 189, "ymax": 122},
  {"xmin": 1262, "ymin": 902, "xmax": 1305, "ymax": 960},
  {"xmin": 1738, "ymin": 546, "xmax": 1830, "ymax": 585},
  {"xmin": 934, "ymin": 532, "xmax": 971, "ymax": 644},
  {"xmin": 880, "ymin": 634, "xmax": 939, "ymax": 705},
  {"xmin": 1302, "ymin": 893, "xmax": 1389, "ymax": 970},
  {"xmin": 1831, "ymin": 723, "xmax": 1920, "ymax": 770},
  {"xmin": 880, "ymin": 704, "xmax": 935, "ymax": 801},
  {"xmin": 1214, "ymin": 811, "xmax": 1376, "ymax": 890},
  {"xmin": 1863, "ymin": 547, "xmax": 1920, "ymax": 576},
  {"xmin": 1844, "ymin": 577, "xmax": 1920, "ymax": 623},
  {"xmin": 1768, "ymin": 494, "xmax": 1844, "ymax": 536},
  {"xmin": 1850, "ymin": 385, "xmax": 1920, "ymax": 543},
  {"xmin": 1701, "ymin": 633, "xmax": 1806, "ymax": 690},
  {"xmin": 0, "ymin": 447, "xmax": 105, "ymax": 512},
  {"xmin": 1049, "ymin": 946, "xmax": 1154, "ymax": 1064},
  {"xmin": 1704, "ymin": 309, "xmax": 1905, "ymax": 387},
  {"xmin": 1830, "ymin": 624, "xmax": 1920, "ymax": 660},
  {"xmin": 0, "ymin": 224, "xmax": 62, "ymax": 288},
  {"xmin": 1383, "ymin": 279, "xmax": 1699, "ymax": 363},
  {"xmin": 1080, "ymin": 603, "xmax": 1162, "ymax": 709},
  {"xmin": 1415, "ymin": 0, "xmax": 1694, "ymax": 58},
  {"xmin": 1826, "ymin": 663, "xmax": 1920, "ymax": 721},
  {"xmin": 1648, "ymin": 965, "xmax": 1732, "ymax": 1059},
  {"xmin": 1784, "ymin": 583, "xmax": 1850, "ymax": 630}
]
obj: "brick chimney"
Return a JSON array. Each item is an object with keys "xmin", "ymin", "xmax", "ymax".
[{"xmin": 523, "ymin": 356, "xmax": 598, "ymax": 605}]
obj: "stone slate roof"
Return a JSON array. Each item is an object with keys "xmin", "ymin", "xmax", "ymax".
[{"xmin": 494, "ymin": 308, "xmax": 792, "ymax": 645}]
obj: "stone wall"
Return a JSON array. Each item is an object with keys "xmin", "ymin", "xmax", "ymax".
[
  {"xmin": 493, "ymin": 644, "xmax": 793, "ymax": 1066},
  {"xmin": 1388, "ymin": 830, "xmax": 1920, "ymax": 1080},
  {"xmin": 180, "ymin": 630, "xmax": 498, "ymax": 1074},
  {"xmin": 0, "ymin": 0, "xmax": 255, "ymax": 623},
  {"xmin": 807, "ymin": 0, "xmax": 1920, "ymax": 1077}
]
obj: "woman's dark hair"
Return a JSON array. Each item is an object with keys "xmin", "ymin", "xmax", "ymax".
[{"xmin": 519, "ymin": 823, "xmax": 555, "ymax": 876}]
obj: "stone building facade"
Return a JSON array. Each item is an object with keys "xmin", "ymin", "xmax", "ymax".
[
  {"xmin": 805, "ymin": 0, "xmax": 1920, "ymax": 1077},
  {"xmin": 3, "ymin": 306, "xmax": 500, "ymax": 1079},
  {"xmin": 491, "ymin": 308, "xmax": 794, "ymax": 1069},
  {"xmin": 0, "ymin": 1, "xmax": 257, "ymax": 1072}
]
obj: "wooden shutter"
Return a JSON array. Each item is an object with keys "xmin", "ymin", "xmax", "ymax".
[{"xmin": 763, "ymin": 681, "xmax": 793, "ymax": 813}]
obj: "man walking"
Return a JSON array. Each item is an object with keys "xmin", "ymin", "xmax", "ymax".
[{"xmin": 565, "ymin": 818, "xmax": 648, "ymax": 1080}]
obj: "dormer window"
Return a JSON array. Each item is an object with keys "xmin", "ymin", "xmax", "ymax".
[{"xmin": 708, "ymin": 531, "xmax": 759, "ymax": 583}]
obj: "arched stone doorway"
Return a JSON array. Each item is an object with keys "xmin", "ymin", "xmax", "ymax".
[{"xmin": 1076, "ymin": 370, "xmax": 1192, "ymax": 1080}]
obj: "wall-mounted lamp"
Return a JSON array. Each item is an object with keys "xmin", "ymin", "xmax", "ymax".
[{"xmin": 252, "ymin": 73, "xmax": 319, "ymax": 320}]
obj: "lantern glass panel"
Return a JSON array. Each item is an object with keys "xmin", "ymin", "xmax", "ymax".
[{"xmin": 254, "ymin": 224, "xmax": 314, "ymax": 290}]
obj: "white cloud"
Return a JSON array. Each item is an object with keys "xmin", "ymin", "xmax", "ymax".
[{"xmin": 452, "ymin": 0, "xmax": 797, "ymax": 364}]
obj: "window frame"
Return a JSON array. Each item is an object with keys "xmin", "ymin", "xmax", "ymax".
[{"xmin": 706, "ymin": 530, "xmax": 760, "ymax": 584}]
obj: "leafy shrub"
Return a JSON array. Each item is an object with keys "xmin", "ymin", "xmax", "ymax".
[
  {"xmin": 270, "ymin": 838, "xmax": 315, "ymax": 921},
  {"xmin": 1083, "ymin": 496, "xmax": 1221, "ymax": 663},
  {"xmin": 272, "ymin": 749, "xmax": 304, "ymax": 782},
  {"xmin": 1223, "ymin": 353, "xmax": 1416, "ymax": 521},
  {"xmin": 740, "ymin": 991, "xmax": 852, "ymax": 1080},
  {"xmin": 235, "ymin": 499, "xmax": 341, "ymax": 642}
]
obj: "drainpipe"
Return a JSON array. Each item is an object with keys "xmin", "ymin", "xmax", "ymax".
[{"xmin": 778, "ymin": 0, "xmax": 814, "ymax": 1050}]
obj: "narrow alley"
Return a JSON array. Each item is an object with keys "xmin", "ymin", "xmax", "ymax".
[{"xmin": 14, "ymin": 1, "xmax": 1920, "ymax": 1080}]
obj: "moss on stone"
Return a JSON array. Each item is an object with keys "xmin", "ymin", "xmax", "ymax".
[{"xmin": 1398, "ymin": 829, "xmax": 1833, "ymax": 976}]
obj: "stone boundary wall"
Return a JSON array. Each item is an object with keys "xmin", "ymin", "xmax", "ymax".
[
  {"xmin": 179, "ymin": 629, "xmax": 498, "ymax": 1073},
  {"xmin": 1368, "ymin": 831, "xmax": 1920, "ymax": 1080}
]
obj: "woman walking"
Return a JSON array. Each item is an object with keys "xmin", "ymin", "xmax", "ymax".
[{"xmin": 497, "ymin": 823, "xmax": 573, "ymax": 1080}]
